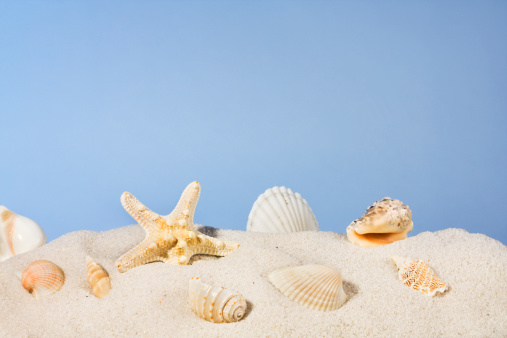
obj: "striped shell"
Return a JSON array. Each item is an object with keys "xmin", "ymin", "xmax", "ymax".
[
  {"xmin": 21, "ymin": 260, "xmax": 65, "ymax": 299},
  {"xmin": 268, "ymin": 265, "xmax": 347, "ymax": 311},
  {"xmin": 189, "ymin": 277, "xmax": 247, "ymax": 323},
  {"xmin": 86, "ymin": 256, "xmax": 111, "ymax": 298},
  {"xmin": 346, "ymin": 197, "xmax": 413, "ymax": 247},
  {"xmin": 0, "ymin": 206, "xmax": 46, "ymax": 262},
  {"xmin": 392, "ymin": 256, "xmax": 447, "ymax": 296},
  {"xmin": 247, "ymin": 186, "xmax": 319, "ymax": 233}
]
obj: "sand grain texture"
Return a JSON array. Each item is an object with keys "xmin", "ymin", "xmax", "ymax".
[{"xmin": 1, "ymin": 225, "xmax": 506, "ymax": 337}]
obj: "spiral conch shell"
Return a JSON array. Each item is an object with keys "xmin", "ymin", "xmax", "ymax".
[
  {"xmin": 86, "ymin": 256, "xmax": 111, "ymax": 299},
  {"xmin": 247, "ymin": 186, "xmax": 319, "ymax": 233},
  {"xmin": 21, "ymin": 260, "xmax": 65, "ymax": 299},
  {"xmin": 392, "ymin": 256, "xmax": 447, "ymax": 296},
  {"xmin": 346, "ymin": 197, "xmax": 413, "ymax": 247},
  {"xmin": 268, "ymin": 265, "xmax": 347, "ymax": 311},
  {"xmin": 189, "ymin": 277, "xmax": 247, "ymax": 323},
  {"xmin": 0, "ymin": 206, "xmax": 46, "ymax": 262}
]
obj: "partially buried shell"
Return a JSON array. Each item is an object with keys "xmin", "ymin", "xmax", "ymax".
[
  {"xmin": 189, "ymin": 277, "xmax": 247, "ymax": 323},
  {"xmin": 0, "ymin": 206, "xmax": 46, "ymax": 262},
  {"xmin": 268, "ymin": 265, "xmax": 347, "ymax": 311},
  {"xmin": 21, "ymin": 260, "xmax": 65, "ymax": 299},
  {"xmin": 86, "ymin": 256, "xmax": 111, "ymax": 298},
  {"xmin": 346, "ymin": 197, "xmax": 413, "ymax": 247},
  {"xmin": 392, "ymin": 256, "xmax": 447, "ymax": 296},
  {"xmin": 247, "ymin": 186, "xmax": 319, "ymax": 233}
]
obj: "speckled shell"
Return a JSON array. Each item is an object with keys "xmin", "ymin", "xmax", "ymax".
[
  {"xmin": 86, "ymin": 256, "xmax": 111, "ymax": 299},
  {"xmin": 21, "ymin": 260, "xmax": 65, "ymax": 299},
  {"xmin": 346, "ymin": 197, "xmax": 413, "ymax": 247},
  {"xmin": 392, "ymin": 256, "xmax": 447, "ymax": 296},
  {"xmin": 0, "ymin": 206, "xmax": 46, "ymax": 262},
  {"xmin": 189, "ymin": 277, "xmax": 247, "ymax": 323},
  {"xmin": 268, "ymin": 265, "xmax": 347, "ymax": 311},
  {"xmin": 247, "ymin": 186, "xmax": 319, "ymax": 233}
]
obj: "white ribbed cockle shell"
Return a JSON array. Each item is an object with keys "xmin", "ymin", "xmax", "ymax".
[
  {"xmin": 247, "ymin": 186, "xmax": 319, "ymax": 233},
  {"xmin": 21, "ymin": 260, "xmax": 65, "ymax": 299},
  {"xmin": 392, "ymin": 256, "xmax": 447, "ymax": 296},
  {"xmin": 86, "ymin": 256, "xmax": 111, "ymax": 298},
  {"xmin": 189, "ymin": 277, "xmax": 247, "ymax": 323},
  {"xmin": 268, "ymin": 264, "xmax": 347, "ymax": 311}
]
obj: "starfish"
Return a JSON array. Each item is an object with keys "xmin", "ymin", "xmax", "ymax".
[{"xmin": 116, "ymin": 181, "xmax": 239, "ymax": 272}]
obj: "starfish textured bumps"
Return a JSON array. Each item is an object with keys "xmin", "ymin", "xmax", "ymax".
[{"xmin": 116, "ymin": 181, "xmax": 239, "ymax": 272}]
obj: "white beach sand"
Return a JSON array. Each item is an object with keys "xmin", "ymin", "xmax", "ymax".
[{"xmin": 1, "ymin": 225, "xmax": 506, "ymax": 337}]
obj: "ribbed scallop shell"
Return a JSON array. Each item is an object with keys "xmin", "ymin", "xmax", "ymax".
[
  {"xmin": 247, "ymin": 186, "xmax": 319, "ymax": 233},
  {"xmin": 392, "ymin": 256, "xmax": 447, "ymax": 296},
  {"xmin": 21, "ymin": 260, "xmax": 65, "ymax": 299},
  {"xmin": 268, "ymin": 265, "xmax": 347, "ymax": 311},
  {"xmin": 189, "ymin": 277, "xmax": 247, "ymax": 323},
  {"xmin": 0, "ymin": 206, "xmax": 46, "ymax": 262},
  {"xmin": 346, "ymin": 197, "xmax": 413, "ymax": 247},
  {"xmin": 86, "ymin": 256, "xmax": 111, "ymax": 299}
]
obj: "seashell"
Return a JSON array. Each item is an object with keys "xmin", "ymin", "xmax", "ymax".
[
  {"xmin": 0, "ymin": 206, "xmax": 46, "ymax": 262},
  {"xmin": 268, "ymin": 265, "xmax": 347, "ymax": 311},
  {"xmin": 247, "ymin": 186, "xmax": 319, "ymax": 233},
  {"xmin": 346, "ymin": 197, "xmax": 413, "ymax": 247},
  {"xmin": 188, "ymin": 277, "xmax": 247, "ymax": 323},
  {"xmin": 86, "ymin": 256, "xmax": 111, "ymax": 299},
  {"xmin": 21, "ymin": 260, "xmax": 65, "ymax": 299},
  {"xmin": 392, "ymin": 256, "xmax": 447, "ymax": 296}
]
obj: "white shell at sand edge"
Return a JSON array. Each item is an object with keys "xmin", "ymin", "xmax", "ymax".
[
  {"xmin": 247, "ymin": 186, "xmax": 319, "ymax": 233},
  {"xmin": 268, "ymin": 265, "xmax": 347, "ymax": 311},
  {"xmin": 0, "ymin": 206, "xmax": 46, "ymax": 262}
]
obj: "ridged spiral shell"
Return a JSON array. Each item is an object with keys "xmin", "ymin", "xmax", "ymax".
[
  {"xmin": 346, "ymin": 197, "xmax": 413, "ymax": 247},
  {"xmin": 392, "ymin": 256, "xmax": 447, "ymax": 296},
  {"xmin": 268, "ymin": 265, "xmax": 347, "ymax": 311},
  {"xmin": 247, "ymin": 186, "xmax": 319, "ymax": 233},
  {"xmin": 21, "ymin": 260, "xmax": 65, "ymax": 299},
  {"xmin": 189, "ymin": 277, "xmax": 247, "ymax": 323},
  {"xmin": 0, "ymin": 206, "xmax": 46, "ymax": 262},
  {"xmin": 86, "ymin": 256, "xmax": 111, "ymax": 298}
]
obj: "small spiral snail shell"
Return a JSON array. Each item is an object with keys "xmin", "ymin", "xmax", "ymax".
[
  {"xmin": 392, "ymin": 256, "xmax": 447, "ymax": 296},
  {"xmin": 86, "ymin": 256, "xmax": 111, "ymax": 298},
  {"xmin": 189, "ymin": 277, "xmax": 247, "ymax": 323},
  {"xmin": 21, "ymin": 260, "xmax": 65, "ymax": 299}
]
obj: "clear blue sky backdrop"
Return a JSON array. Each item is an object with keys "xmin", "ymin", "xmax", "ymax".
[{"xmin": 1, "ymin": 2, "xmax": 506, "ymax": 244}]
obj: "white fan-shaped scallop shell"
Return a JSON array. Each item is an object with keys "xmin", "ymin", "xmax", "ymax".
[
  {"xmin": 247, "ymin": 186, "xmax": 319, "ymax": 233},
  {"xmin": 189, "ymin": 277, "xmax": 247, "ymax": 323},
  {"xmin": 268, "ymin": 265, "xmax": 347, "ymax": 311},
  {"xmin": 0, "ymin": 206, "xmax": 46, "ymax": 262},
  {"xmin": 86, "ymin": 256, "xmax": 111, "ymax": 299},
  {"xmin": 392, "ymin": 256, "xmax": 447, "ymax": 296},
  {"xmin": 21, "ymin": 260, "xmax": 65, "ymax": 299}
]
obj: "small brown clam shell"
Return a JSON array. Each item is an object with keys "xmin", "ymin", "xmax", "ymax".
[
  {"xmin": 86, "ymin": 256, "xmax": 111, "ymax": 298},
  {"xmin": 21, "ymin": 260, "xmax": 65, "ymax": 299}
]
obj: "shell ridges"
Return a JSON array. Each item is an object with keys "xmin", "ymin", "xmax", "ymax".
[
  {"xmin": 189, "ymin": 277, "xmax": 247, "ymax": 323},
  {"xmin": 247, "ymin": 186, "xmax": 319, "ymax": 233},
  {"xmin": 86, "ymin": 256, "xmax": 111, "ymax": 298},
  {"xmin": 21, "ymin": 260, "xmax": 65, "ymax": 299},
  {"xmin": 392, "ymin": 256, "xmax": 448, "ymax": 296},
  {"xmin": 268, "ymin": 265, "xmax": 347, "ymax": 311}
]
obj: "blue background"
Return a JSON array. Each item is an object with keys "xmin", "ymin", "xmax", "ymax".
[{"xmin": 1, "ymin": 2, "xmax": 506, "ymax": 244}]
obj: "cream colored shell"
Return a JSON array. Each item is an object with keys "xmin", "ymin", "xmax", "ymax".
[
  {"xmin": 0, "ymin": 206, "xmax": 46, "ymax": 262},
  {"xmin": 247, "ymin": 186, "xmax": 319, "ymax": 233},
  {"xmin": 86, "ymin": 256, "xmax": 111, "ymax": 298},
  {"xmin": 346, "ymin": 197, "xmax": 413, "ymax": 247},
  {"xmin": 189, "ymin": 277, "xmax": 247, "ymax": 323},
  {"xmin": 21, "ymin": 260, "xmax": 65, "ymax": 299},
  {"xmin": 392, "ymin": 256, "xmax": 447, "ymax": 296},
  {"xmin": 268, "ymin": 265, "xmax": 347, "ymax": 311}
]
